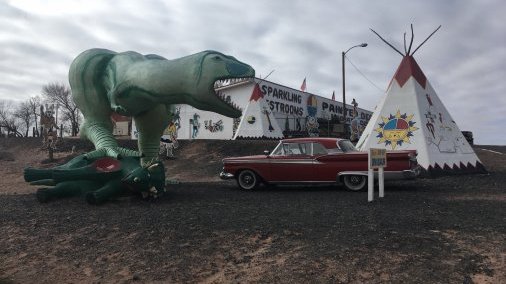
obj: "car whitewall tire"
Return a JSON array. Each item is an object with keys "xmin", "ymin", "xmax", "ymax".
[
  {"xmin": 343, "ymin": 175, "xmax": 367, "ymax": 191},
  {"xmin": 237, "ymin": 170, "xmax": 259, "ymax": 190}
]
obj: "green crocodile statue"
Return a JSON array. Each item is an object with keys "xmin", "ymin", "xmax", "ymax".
[
  {"xmin": 24, "ymin": 154, "xmax": 165, "ymax": 204},
  {"xmin": 69, "ymin": 48, "xmax": 255, "ymax": 165}
]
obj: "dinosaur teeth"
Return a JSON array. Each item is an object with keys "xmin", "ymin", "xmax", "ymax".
[
  {"xmin": 214, "ymin": 79, "xmax": 253, "ymax": 112},
  {"xmin": 214, "ymin": 77, "xmax": 252, "ymax": 89}
]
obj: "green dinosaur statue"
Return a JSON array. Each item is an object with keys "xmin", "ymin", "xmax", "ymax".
[{"xmin": 69, "ymin": 49, "xmax": 255, "ymax": 165}]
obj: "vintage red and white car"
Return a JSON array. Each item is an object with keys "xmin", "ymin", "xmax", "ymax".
[{"xmin": 220, "ymin": 137, "xmax": 420, "ymax": 191}]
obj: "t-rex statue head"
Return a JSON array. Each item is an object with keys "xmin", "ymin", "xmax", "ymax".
[
  {"xmin": 189, "ymin": 50, "xmax": 255, "ymax": 118},
  {"xmin": 99, "ymin": 49, "xmax": 255, "ymax": 119}
]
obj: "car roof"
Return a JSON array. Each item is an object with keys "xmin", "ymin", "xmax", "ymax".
[{"xmin": 280, "ymin": 137, "xmax": 346, "ymax": 149}]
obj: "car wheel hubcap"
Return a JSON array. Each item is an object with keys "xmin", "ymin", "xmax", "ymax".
[
  {"xmin": 239, "ymin": 171, "xmax": 256, "ymax": 189},
  {"xmin": 344, "ymin": 175, "xmax": 366, "ymax": 191},
  {"xmin": 350, "ymin": 176, "xmax": 361, "ymax": 185},
  {"xmin": 243, "ymin": 175, "xmax": 252, "ymax": 185}
]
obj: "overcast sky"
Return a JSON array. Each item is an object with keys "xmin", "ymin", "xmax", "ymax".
[{"xmin": 1, "ymin": 0, "xmax": 505, "ymax": 144}]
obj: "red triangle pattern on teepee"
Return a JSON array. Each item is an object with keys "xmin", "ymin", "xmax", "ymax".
[
  {"xmin": 249, "ymin": 83, "xmax": 264, "ymax": 102},
  {"xmin": 390, "ymin": 56, "xmax": 427, "ymax": 89}
]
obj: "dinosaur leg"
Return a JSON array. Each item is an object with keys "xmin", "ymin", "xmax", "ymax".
[
  {"xmin": 69, "ymin": 49, "xmax": 140, "ymax": 159},
  {"xmin": 85, "ymin": 179, "xmax": 123, "ymax": 205},
  {"xmin": 134, "ymin": 104, "xmax": 169, "ymax": 166},
  {"xmin": 36, "ymin": 180, "xmax": 102, "ymax": 203},
  {"xmin": 82, "ymin": 120, "xmax": 141, "ymax": 159}
]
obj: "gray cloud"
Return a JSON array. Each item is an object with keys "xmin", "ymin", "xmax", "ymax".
[{"xmin": 1, "ymin": 0, "xmax": 504, "ymax": 144}]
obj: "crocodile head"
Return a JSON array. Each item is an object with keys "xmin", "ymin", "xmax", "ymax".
[{"xmin": 191, "ymin": 51, "xmax": 255, "ymax": 118}]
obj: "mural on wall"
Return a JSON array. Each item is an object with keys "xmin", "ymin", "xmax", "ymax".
[
  {"xmin": 349, "ymin": 99, "xmax": 363, "ymax": 142},
  {"xmin": 232, "ymin": 117, "xmax": 241, "ymax": 137},
  {"xmin": 423, "ymin": 93, "xmax": 473, "ymax": 154},
  {"xmin": 258, "ymin": 81, "xmax": 372, "ymax": 129},
  {"xmin": 190, "ymin": 113, "xmax": 201, "ymax": 139},
  {"xmin": 204, "ymin": 119, "xmax": 224, "ymax": 132},
  {"xmin": 262, "ymin": 107, "xmax": 275, "ymax": 132},
  {"xmin": 306, "ymin": 95, "xmax": 319, "ymax": 136},
  {"xmin": 284, "ymin": 116, "xmax": 290, "ymax": 132},
  {"xmin": 160, "ymin": 122, "xmax": 179, "ymax": 159},
  {"xmin": 171, "ymin": 106, "xmax": 182, "ymax": 130},
  {"xmin": 159, "ymin": 106, "xmax": 181, "ymax": 159},
  {"xmin": 375, "ymin": 110, "xmax": 419, "ymax": 150}
]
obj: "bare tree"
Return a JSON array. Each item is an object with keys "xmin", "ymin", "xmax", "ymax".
[
  {"xmin": 29, "ymin": 96, "xmax": 42, "ymax": 136},
  {"xmin": 14, "ymin": 101, "xmax": 33, "ymax": 137},
  {"xmin": 0, "ymin": 100, "xmax": 23, "ymax": 137},
  {"xmin": 42, "ymin": 83, "xmax": 80, "ymax": 136}
]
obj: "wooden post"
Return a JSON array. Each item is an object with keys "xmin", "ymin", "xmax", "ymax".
[
  {"xmin": 379, "ymin": 167, "xmax": 385, "ymax": 198},
  {"xmin": 48, "ymin": 146, "xmax": 54, "ymax": 161},
  {"xmin": 368, "ymin": 148, "xmax": 387, "ymax": 202},
  {"xmin": 368, "ymin": 167, "xmax": 374, "ymax": 202}
]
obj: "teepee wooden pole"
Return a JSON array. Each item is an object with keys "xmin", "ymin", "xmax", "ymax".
[
  {"xmin": 370, "ymin": 28, "xmax": 404, "ymax": 56},
  {"xmin": 407, "ymin": 24, "xmax": 415, "ymax": 55},
  {"xmin": 411, "ymin": 25, "xmax": 442, "ymax": 55}
]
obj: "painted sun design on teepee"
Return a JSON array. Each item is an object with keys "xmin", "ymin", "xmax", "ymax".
[{"xmin": 375, "ymin": 110, "xmax": 419, "ymax": 150}]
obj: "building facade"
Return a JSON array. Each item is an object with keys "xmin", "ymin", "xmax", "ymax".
[{"xmin": 132, "ymin": 78, "xmax": 372, "ymax": 140}]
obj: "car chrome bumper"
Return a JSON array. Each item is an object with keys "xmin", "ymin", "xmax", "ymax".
[
  {"xmin": 403, "ymin": 165, "xmax": 421, "ymax": 179},
  {"xmin": 219, "ymin": 171, "xmax": 235, "ymax": 180},
  {"xmin": 338, "ymin": 166, "xmax": 421, "ymax": 181}
]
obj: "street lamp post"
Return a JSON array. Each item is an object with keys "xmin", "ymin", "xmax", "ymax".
[{"xmin": 342, "ymin": 43, "xmax": 367, "ymax": 136}]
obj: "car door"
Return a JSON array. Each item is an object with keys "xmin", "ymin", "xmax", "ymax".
[
  {"xmin": 268, "ymin": 142, "xmax": 314, "ymax": 182},
  {"xmin": 311, "ymin": 142, "xmax": 343, "ymax": 182}
]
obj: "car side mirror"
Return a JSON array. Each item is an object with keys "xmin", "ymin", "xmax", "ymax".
[{"xmin": 263, "ymin": 150, "xmax": 270, "ymax": 156}]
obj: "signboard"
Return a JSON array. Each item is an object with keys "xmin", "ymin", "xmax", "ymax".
[
  {"xmin": 369, "ymin": 148, "xmax": 387, "ymax": 169},
  {"xmin": 368, "ymin": 148, "xmax": 387, "ymax": 202},
  {"xmin": 257, "ymin": 81, "xmax": 372, "ymax": 123}
]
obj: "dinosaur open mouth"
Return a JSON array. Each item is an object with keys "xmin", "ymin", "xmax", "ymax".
[{"xmin": 212, "ymin": 77, "xmax": 254, "ymax": 113}]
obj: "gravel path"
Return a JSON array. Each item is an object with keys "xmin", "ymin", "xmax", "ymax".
[{"xmin": 0, "ymin": 139, "xmax": 504, "ymax": 283}]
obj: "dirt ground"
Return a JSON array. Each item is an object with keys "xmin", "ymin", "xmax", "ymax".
[{"xmin": 0, "ymin": 138, "xmax": 505, "ymax": 283}]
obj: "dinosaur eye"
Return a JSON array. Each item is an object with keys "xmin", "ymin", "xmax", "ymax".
[
  {"xmin": 213, "ymin": 56, "xmax": 222, "ymax": 61},
  {"xmin": 134, "ymin": 177, "xmax": 140, "ymax": 182}
]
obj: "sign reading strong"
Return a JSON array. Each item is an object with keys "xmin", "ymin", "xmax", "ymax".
[{"xmin": 375, "ymin": 110, "xmax": 419, "ymax": 150}]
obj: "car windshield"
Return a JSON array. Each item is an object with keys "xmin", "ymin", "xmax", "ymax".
[{"xmin": 338, "ymin": 140, "xmax": 358, "ymax": 152}]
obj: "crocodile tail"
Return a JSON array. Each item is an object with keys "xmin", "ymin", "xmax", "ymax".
[{"xmin": 69, "ymin": 49, "xmax": 117, "ymax": 143}]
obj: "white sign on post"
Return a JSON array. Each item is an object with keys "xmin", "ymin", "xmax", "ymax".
[{"xmin": 368, "ymin": 148, "xmax": 387, "ymax": 202}]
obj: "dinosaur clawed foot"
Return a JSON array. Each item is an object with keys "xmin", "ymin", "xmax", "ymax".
[{"xmin": 84, "ymin": 147, "xmax": 142, "ymax": 160}]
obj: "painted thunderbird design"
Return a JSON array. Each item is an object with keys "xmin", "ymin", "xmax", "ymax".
[{"xmin": 220, "ymin": 137, "xmax": 420, "ymax": 191}]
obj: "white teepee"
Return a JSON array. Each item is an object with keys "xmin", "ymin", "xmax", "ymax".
[
  {"xmin": 233, "ymin": 83, "xmax": 284, "ymax": 139},
  {"xmin": 357, "ymin": 26, "xmax": 486, "ymax": 175}
]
